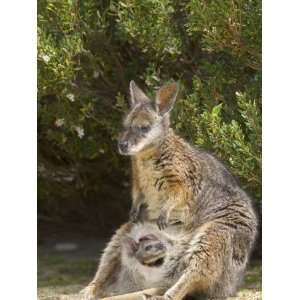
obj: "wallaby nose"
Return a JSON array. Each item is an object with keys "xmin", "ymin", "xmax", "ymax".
[
  {"xmin": 156, "ymin": 243, "xmax": 165, "ymax": 251},
  {"xmin": 118, "ymin": 141, "xmax": 128, "ymax": 153}
]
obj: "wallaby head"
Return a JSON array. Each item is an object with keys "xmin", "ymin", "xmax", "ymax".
[
  {"xmin": 118, "ymin": 81, "xmax": 179, "ymax": 155},
  {"xmin": 124, "ymin": 233, "xmax": 169, "ymax": 266}
]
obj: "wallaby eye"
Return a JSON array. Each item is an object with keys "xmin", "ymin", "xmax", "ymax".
[
  {"xmin": 145, "ymin": 245, "xmax": 152, "ymax": 251},
  {"xmin": 140, "ymin": 125, "xmax": 150, "ymax": 133}
]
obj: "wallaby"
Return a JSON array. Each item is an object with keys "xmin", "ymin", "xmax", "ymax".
[
  {"xmin": 81, "ymin": 81, "xmax": 257, "ymax": 300},
  {"xmin": 80, "ymin": 223, "xmax": 174, "ymax": 299}
]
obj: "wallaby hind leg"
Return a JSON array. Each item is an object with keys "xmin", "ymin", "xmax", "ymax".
[
  {"xmin": 80, "ymin": 222, "xmax": 133, "ymax": 300},
  {"xmin": 143, "ymin": 264, "xmax": 224, "ymax": 300},
  {"xmin": 144, "ymin": 222, "xmax": 229, "ymax": 300}
]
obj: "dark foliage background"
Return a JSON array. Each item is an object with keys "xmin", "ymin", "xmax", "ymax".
[{"xmin": 38, "ymin": 0, "xmax": 261, "ymax": 235}]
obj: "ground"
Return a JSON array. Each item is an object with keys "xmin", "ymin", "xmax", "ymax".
[{"xmin": 38, "ymin": 237, "xmax": 261, "ymax": 300}]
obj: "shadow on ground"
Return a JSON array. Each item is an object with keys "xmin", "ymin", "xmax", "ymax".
[{"xmin": 38, "ymin": 238, "xmax": 261, "ymax": 300}]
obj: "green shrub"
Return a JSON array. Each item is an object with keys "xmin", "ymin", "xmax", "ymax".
[{"xmin": 38, "ymin": 0, "xmax": 261, "ymax": 228}]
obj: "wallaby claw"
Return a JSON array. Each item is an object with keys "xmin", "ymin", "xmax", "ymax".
[
  {"xmin": 129, "ymin": 207, "xmax": 140, "ymax": 223},
  {"xmin": 157, "ymin": 212, "xmax": 168, "ymax": 230},
  {"xmin": 130, "ymin": 203, "xmax": 148, "ymax": 223}
]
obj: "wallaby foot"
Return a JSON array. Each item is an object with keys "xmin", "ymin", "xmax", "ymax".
[{"xmin": 79, "ymin": 284, "xmax": 99, "ymax": 300}]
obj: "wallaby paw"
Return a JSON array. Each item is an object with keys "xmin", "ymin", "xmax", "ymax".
[
  {"xmin": 157, "ymin": 211, "xmax": 168, "ymax": 230},
  {"xmin": 129, "ymin": 207, "xmax": 139, "ymax": 223},
  {"xmin": 79, "ymin": 285, "xmax": 98, "ymax": 300},
  {"xmin": 130, "ymin": 203, "xmax": 148, "ymax": 223}
]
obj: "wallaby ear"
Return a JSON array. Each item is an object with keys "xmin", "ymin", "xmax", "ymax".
[
  {"xmin": 129, "ymin": 80, "xmax": 150, "ymax": 107},
  {"xmin": 155, "ymin": 82, "xmax": 179, "ymax": 115},
  {"xmin": 139, "ymin": 234, "xmax": 158, "ymax": 242},
  {"xmin": 124, "ymin": 235, "xmax": 138, "ymax": 256}
]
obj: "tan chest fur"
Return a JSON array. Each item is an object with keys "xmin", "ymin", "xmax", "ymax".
[{"xmin": 136, "ymin": 158, "xmax": 169, "ymax": 220}]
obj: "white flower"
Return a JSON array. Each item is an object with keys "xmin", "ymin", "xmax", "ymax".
[
  {"xmin": 66, "ymin": 93, "xmax": 75, "ymax": 102},
  {"xmin": 93, "ymin": 70, "xmax": 99, "ymax": 79},
  {"xmin": 74, "ymin": 126, "xmax": 84, "ymax": 139},
  {"xmin": 235, "ymin": 91, "xmax": 242, "ymax": 97},
  {"xmin": 55, "ymin": 118, "xmax": 65, "ymax": 127},
  {"xmin": 42, "ymin": 54, "xmax": 50, "ymax": 63}
]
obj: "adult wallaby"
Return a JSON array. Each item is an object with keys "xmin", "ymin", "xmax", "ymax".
[{"xmin": 81, "ymin": 81, "xmax": 257, "ymax": 300}]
